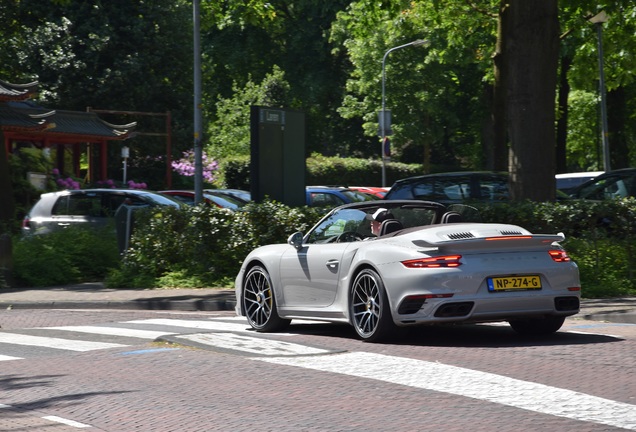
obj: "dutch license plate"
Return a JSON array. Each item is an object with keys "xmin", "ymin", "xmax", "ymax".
[{"xmin": 487, "ymin": 275, "xmax": 542, "ymax": 292}]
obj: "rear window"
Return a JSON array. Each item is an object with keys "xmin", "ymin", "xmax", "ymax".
[
  {"xmin": 52, "ymin": 194, "xmax": 105, "ymax": 217},
  {"xmin": 387, "ymin": 173, "xmax": 508, "ymax": 202}
]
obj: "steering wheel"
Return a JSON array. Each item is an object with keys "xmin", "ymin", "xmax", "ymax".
[{"xmin": 335, "ymin": 231, "xmax": 364, "ymax": 243}]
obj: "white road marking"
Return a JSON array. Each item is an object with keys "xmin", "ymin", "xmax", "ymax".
[
  {"xmin": 43, "ymin": 415, "xmax": 92, "ymax": 428},
  {"xmin": 0, "ymin": 354, "xmax": 22, "ymax": 361},
  {"xmin": 177, "ymin": 333, "xmax": 331, "ymax": 356},
  {"xmin": 44, "ymin": 325, "xmax": 175, "ymax": 339},
  {"xmin": 125, "ymin": 318, "xmax": 252, "ymax": 333},
  {"xmin": 0, "ymin": 405, "xmax": 93, "ymax": 428},
  {"xmin": 125, "ymin": 318, "xmax": 329, "ymax": 336},
  {"xmin": 257, "ymin": 351, "xmax": 636, "ymax": 431},
  {"xmin": 0, "ymin": 333, "xmax": 126, "ymax": 351}
]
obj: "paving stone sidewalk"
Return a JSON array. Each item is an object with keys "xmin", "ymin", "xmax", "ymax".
[{"xmin": 0, "ymin": 282, "xmax": 634, "ymax": 323}]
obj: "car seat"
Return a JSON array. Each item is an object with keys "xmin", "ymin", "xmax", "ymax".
[
  {"xmin": 379, "ymin": 219, "xmax": 403, "ymax": 236},
  {"xmin": 440, "ymin": 211, "xmax": 463, "ymax": 223}
]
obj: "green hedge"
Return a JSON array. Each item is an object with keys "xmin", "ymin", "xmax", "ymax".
[
  {"xmin": 106, "ymin": 202, "xmax": 327, "ymax": 288},
  {"xmin": 220, "ymin": 153, "xmax": 423, "ymax": 188},
  {"xmin": 12, "ymin": 225, "xmax": 120, "ymax": 287},
  {"xmin": 9, "ymin": 198, "xmax": 636, "ymax": 299}
]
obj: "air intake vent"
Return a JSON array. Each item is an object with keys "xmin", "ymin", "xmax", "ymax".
[
  {"xmin": 447, "ymin": 232, "xmax": 475, "ymax": 240},
  {"xmin": 499, "ymin": 230, "xmax": 524, "ymax": 236}
]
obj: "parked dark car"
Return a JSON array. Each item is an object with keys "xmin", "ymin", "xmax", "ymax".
[
  {"xmin": 306, "ymin": 186, "xmax": 379, "ymax": 207},
  {"xmin": 556, "ymin": 171, "xmax": 603, "ymax": 194},
  {"xmin": 384, "ymin": 172, "xmax": 509, "ymax": 204},
  {"xmin": 22, "ymin": 189, "xmax": 183, "ymax": 235},
  {"xmin": 568, "ymin": 168, "xmax": 636, "ymax": 200}
]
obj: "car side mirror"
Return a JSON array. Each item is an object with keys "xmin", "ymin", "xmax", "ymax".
[{"xmin": 287, "ymin": 232, "xmax": 304, "ymax": 250}]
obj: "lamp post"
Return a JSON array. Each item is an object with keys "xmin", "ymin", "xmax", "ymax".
[
  {"xmin": 121, "ymin": 146, "xmax": 129, "ymax": 185},
  {"xmin": 588, "ymin": 11, "xmax": 611, "ymax": 172},
  {"xmin": 193, "ymin": 0, "xmax": 203, "ymax": 203},
  {"xmin": 380, "ymin": 39, "xmax": 428, "ymax": 187}
]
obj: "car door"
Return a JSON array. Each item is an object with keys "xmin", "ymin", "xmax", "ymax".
[
  {"xmin": 279, "ymin": 242, "xmax": 351, "ymax": 307},
  {"xmin": 278, "ymin": 208, "xmax": 367, "ymax": 307}
]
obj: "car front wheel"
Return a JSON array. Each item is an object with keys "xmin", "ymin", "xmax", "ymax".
[
  {"xmin": 509, "ymin": 316, "xmax": 566, "ymax": 336},
  {"xmin": 350, "ymin": 268, "xmax": 396, "ymax": 342},
  {"xmin": 243, "ymin": 265, "xmax": 290, "ymax": 332}
]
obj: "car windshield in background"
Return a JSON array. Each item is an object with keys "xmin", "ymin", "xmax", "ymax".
[
  {"xmin": 385, "ymin": 172, "xmax": 509, "ymax": 204},
  {"xmin": 556, "ymin": 172, "xmax": 603, "ymax": 194},
  {"xmin": 569, "ymin": 168, "xmax": 636, "ymax": 200},
  {"xmin": 306, "ymin": 187, "xmax": 379, "ymax": 207}
]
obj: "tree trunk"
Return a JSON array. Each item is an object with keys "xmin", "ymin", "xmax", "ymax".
[
  {"xmin": 0, "ymin": 130, "xmax": 15, "ymax": 287},
  {"xmin": 0, "ymin": 130, "xmax": 16, "ymax": 232},
  {"xmin": 608, "ymin": 87, "xmax": 628, "ymax": 169},
  {"xmin": 556, "ymin": 55, "xmax": 572, "ymax": 173},
  {"xmin": 505, "ymin": 0, "xmax": 559, "ymax": 201},
  {"xmin": 491, "ymin": 0, "xmax": 509, "ymax": 172}
]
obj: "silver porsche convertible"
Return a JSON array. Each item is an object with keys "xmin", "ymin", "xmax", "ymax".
[{"xmin": 235, "ymin": 200, "xmax": 581, "ymax": 342}]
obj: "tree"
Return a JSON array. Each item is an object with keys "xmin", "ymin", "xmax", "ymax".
[
  {"xmin": 330, "ymin": 0, "xmax": 496, "ymax": 169},
  {"xmin": 7, "ymin": 0, "xmax": 194, "ymax": 188},
  {"xmin": 504, "ymin": 1, "xmax": 560, "ymax": 201},
  {"xmin": 200, "ymin": 0, "xmax": 357, "ymax": 157},
  {"xmin": 206, "ymin": 66, "xmax": 291, "ymax": 160}
]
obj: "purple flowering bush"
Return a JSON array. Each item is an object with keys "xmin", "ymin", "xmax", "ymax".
[{"xmin": 171, "ymin": 150, "xmax": 218, "ymax": 184}]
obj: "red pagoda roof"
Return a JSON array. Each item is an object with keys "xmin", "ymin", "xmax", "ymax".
[{"xmin": 0, "ymin": 79, "xmax": 38, "ymax": 101}]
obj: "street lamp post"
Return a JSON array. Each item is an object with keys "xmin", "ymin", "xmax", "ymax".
[
  {"xmin": 380, "ymin": 39, "xmax": 428, "ymax": 187},
  {"xmin": 121, "ymin": 146, "xmax": 129, "ymax": 184},
  {"xmin": 193, "ymin": 0, "xmax": 203, "ymax": 204},
  {"xmin": 588, "ymin": 11, "xmax": 611, "ymax": 172}
]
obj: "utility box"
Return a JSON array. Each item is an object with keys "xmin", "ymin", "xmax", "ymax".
[{"xmin": 250, "ymin": 106, "xmax": 306, "ymax": 206}]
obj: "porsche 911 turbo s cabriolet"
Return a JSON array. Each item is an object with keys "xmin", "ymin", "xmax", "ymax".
[{"xmin": 235, "ymin": 200, "xmax": 581, "ymax": 342}]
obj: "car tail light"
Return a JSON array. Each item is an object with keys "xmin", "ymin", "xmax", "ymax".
[
  {"xmin": 401, "ymin": 255, "xmax": 462, "ymax": 268},
  {"xmin": 21, "ymin": 216, "xmax": 30, "ymax": 230},
  {"xmin": 548, "ymin": 249, "xmax": 571, "ymax": 262}
]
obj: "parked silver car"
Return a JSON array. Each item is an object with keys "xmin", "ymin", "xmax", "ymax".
[{"xmin": 22, "ymin": 189, "xmax": 183, "ymax": 235}]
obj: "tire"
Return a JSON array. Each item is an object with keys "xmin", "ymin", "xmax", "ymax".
[
  {"xmin": 243, "ymin": 265, "xmax": 290, "ymax": 332},
  {"xmin": 350, "ymin": 268, "xmax": 396, "ymax": 342},
  {"xmin": 509, "ymin": 316, "xmax": 566, "ymax": 336}
]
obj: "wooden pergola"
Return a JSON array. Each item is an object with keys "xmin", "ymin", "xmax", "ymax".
[{"xmin": 0, "ymin": 79, "xmax": 137, "ymax": 184}]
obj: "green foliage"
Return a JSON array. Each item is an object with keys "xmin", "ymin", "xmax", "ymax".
[
  {"xmin": 474, "ymin": 198, "xmax": 636, "ymax": 298},
  {"xmin": 220, "ymin": 153, "xmax": 423, "ymax": 189},
  {"xmin": 565, "ymin": 237, "xmax": 635, "ymax": 298},
  {"xmin": 12, "ymin": 225, "xmax": 120, "ymax": 287},
  {"xmin": 206, "ymin": 66, "xmax": 292, "ymax": 160},
  {"xmin": 306, "ymin": 153, "xmax": 423, "ymax": 186},
  {"xmin": 8, "ymin": 198, "xmax": 636, "ymax": 298},
  {"xmin": 218, "ymin": 156, "xmax": 251, "ymax": 190},
  {"xmin": 111, "ymin": 202, "xmax": 325, "ymax": 288}
]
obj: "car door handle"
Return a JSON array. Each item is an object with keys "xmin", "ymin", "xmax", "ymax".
[{"xmin": 326, "ymin": 260, "xmax": 339, "ymax": 269}]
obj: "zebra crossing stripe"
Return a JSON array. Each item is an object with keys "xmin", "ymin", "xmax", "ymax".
[
  {"xmin": 44, "ymin": 325, "xmax": 174, "ymax": 339},
  {"xmin": 0, "ymin": 333, "xmax": 126, "ymax": 351},
  {"xmin": 0, "ymin": 354, "xmax": 23, "ymax": 361},
  {"xmin": 257, "ymin": 351, "xmax": 636, "ymax": 431},
  {"xmin": 125, "ymin": 318, "xmax": 252, "ymax": 333}
]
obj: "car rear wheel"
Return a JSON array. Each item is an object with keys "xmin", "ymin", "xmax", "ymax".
[
  {"xmin": 350, "ymin": 268, "xmax": 396, "ymax": 342},
  {"xmin": 243, "ymin": 266, "xmax": 290, "ymax": 332},
  {"xmin": 508, "ymin": 316, "xmax": 566, "ymax": 336}
]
